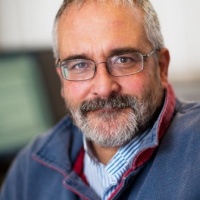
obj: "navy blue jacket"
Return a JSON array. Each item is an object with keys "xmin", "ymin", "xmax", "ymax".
[{"xmin": 1, "ymin": 85, "xmax": 200, "ymax": 200}]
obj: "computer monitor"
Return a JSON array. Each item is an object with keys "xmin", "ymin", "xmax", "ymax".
[{"xmin": 0, "ymin": 50, "xmax": 65, "ymax": 156}]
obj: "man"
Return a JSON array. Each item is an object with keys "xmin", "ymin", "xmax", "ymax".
[{"xmin": 1, "ymin": 0, "xmax": 200, "ymax": 199}]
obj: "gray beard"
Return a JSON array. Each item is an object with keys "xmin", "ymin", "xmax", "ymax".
[{"xmin": 66, "ymin": 87, "xmax": 164, "ymax": 148}]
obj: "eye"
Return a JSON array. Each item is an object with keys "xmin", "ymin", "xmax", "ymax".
[
  {"xmin": 115, "ymin": 56, "xmax": 134, "ymax": 64},
  {"xmin": 68, "ymin": 61, "xmax": 90, "ymax": 71},
  {"xmin": 111, "ymin": 52, "xmax": 142, "ymax": 65}
]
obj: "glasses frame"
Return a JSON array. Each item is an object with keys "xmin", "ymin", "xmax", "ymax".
[{"xmin": 56, "ymin": 49, "xmax": 157, "ymax": 81}]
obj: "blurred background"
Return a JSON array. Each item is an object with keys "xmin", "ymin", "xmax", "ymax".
[{"xmin": 0, "ymin": 0, "xmax": 200, "ymax": 186}]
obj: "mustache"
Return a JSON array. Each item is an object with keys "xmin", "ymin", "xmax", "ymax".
[{"xmin": 80, "ymin": 94, "xmax": 139, "ymax": 114}]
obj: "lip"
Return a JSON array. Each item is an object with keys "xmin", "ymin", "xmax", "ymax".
[{"xmin": 89, "ymin": 107, "xmax": 129, "ymax": 114}]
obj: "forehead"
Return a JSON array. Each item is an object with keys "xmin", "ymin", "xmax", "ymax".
[{"xmin": 57, "ymin": 1, "xmax": 148, "ymax": 59}]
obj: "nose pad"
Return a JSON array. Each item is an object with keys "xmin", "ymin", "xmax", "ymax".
[
  {"xmin": 96, "ymin": 61, "xmax": 107, "ymax": 65},
  {"xmin": 91, "ymin": 62, "xmax": 120, "ymax": 98},
  {"xmin": 95, "ymin": 61, "xmax": 110, "ymax": 73},
  {"xmin": 94, "ymin": 61, "xmax": 114, "ymax": 78}
]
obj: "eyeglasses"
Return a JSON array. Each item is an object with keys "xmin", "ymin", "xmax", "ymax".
[{"xmin": 56, "ymin": 49, "xmax": 156, "ymax": 81}]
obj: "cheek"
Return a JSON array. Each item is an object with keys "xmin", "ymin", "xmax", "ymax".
[
  {"xmin": 121, "ymin": 67, "xmax": 161, "ymax": 100},
  {"xmin": 62, "ymin": 81, "xmax": 90, "ymax": 105},
  {"xmin": 120, "ymin": 75, "xmax": 147, "ymax": 98}
]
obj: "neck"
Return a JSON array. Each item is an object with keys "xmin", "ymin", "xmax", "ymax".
[{"xmin": 89, "ymin": 142, "xmax": 120, "ymax": 165}]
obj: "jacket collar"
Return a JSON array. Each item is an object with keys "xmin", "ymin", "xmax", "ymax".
[
  {"xmin": 32, "ymin": 84, "xmax": 176, "ymax": 178},
  {"xmin": 126, "ymin": 83, "xmax": 176, "ymax": 171}
]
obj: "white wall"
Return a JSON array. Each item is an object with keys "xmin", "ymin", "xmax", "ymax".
[
  {"xmin": 0, "ymin": 0, "xmax": 62, "ymax": 49},
  {"xmin": 151, "ymin": 0, "xmax": 200, "ymax": 81},
  {"xmin": 0, "ymin": 0, "xmax": 200, "ymax": 81}
]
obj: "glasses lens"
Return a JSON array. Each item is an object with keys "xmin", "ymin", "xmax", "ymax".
[
  {"xmin": 108, "ymin": 52, "xmax": 143, "ymax": 76},
  {"xmin": 61, "ymin": 59, "xmax": 95, "ymax": 80}
]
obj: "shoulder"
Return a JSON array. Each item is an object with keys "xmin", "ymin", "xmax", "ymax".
[
  {"xmin": 165, "ymin": 99, "xmax": 200, "ymax": 145},
  {"xmin": 176, "ymin": 98, "xmax": 200, "ymax": 113},
  {"xmin": 29, "ymin": 115, "xmax": 82, "ymax": 154},
  {"xmin": 5, "ymin": 115, "xmax": 82, "ymax": 177},
  {"xmin": 4, "ymin": 115, "xmax": 82, "ymax": 171},
  {"xmin": 0, "ymin": 116, "xmax": 83, "ymax": 199},
  {"xmin": 173, "ymin": 99, "xmax": 200, "ymax": 128}
]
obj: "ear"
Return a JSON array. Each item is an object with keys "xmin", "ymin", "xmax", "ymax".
[
  {"xmin": 157, "ymin": 48, "xmax": 170, "ymax": 88},
  {"xmin": 56, "ymin": 66, "xmax": 62, "ymax": 79},
  {"xmin": 56, "ymin": 67, "xmax": 65, "ymax": 98}
]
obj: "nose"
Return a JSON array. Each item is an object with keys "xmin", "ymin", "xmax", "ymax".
[{"xmin": 90, "ymin": 62, "xmax": 121, "ymax": 98}]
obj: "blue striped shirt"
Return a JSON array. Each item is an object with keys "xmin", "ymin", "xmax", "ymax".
[{"xmin": 83, "ymin": 130, "xmax": 150, "ymax": 199}]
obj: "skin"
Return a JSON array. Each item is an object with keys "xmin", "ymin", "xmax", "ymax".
[{"xmin": 56, "ymin": 1, "xmax": 170, "ymax": 164}]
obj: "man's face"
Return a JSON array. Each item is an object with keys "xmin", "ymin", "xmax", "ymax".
[{"xmin": 56, "ymin": 1, "xmax": 169, "ymax": 147}]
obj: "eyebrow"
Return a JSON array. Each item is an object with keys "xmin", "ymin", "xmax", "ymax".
[
  {"xmin": 108, "ymin": 47, "xmax": 143, "ymax": 57},
  {"xmin": 62, "ymin": 54, "xmax": 89, "ymax": 61},
  {"xmin": 61, "ymin": 47, "xmax": 143, "ymax": 61}
]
